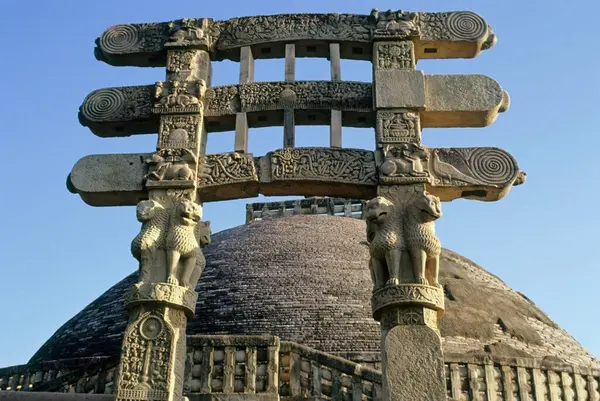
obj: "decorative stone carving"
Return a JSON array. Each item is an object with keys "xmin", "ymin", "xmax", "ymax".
[
  {"xmin": 97, "ymin": 23, "xmax": 169, "ymax": 55},
  {"xmin": 198, "ymin": 152, "xmax": 258, "ymax": 187},
  {"xmin": 419, "ymin": 11, "xmax": 492, "ymax": 43},
  {"xmin": 365, "ymin": 186, "xmax": 441, "ymax": 289},
  {"xmin": 215, "ymin": 13, "xmax": 371, "ymax": 49},
  {"xmin": 376, "ymin": 110, "xmax": 420, "ymax": 145},
  {"xmin": 166, "ymin": 18, "xmax": 212, "ymax": 50},
  {"xmin": 145, "ymin": 149, "xmax": 197, "ymax": 186},
  {"xmin": 371, "ymin": 284, "xmax": 444, "ymax": 319},
  {"xmin": 158, "ymin": 115, "xmax": 201, "ymax": 149},
  {"xmin": 379, "ymin": 306, "xmax": 438, "ymax": 329},
  {"xmin": 269, "ymin": 148, "xmax": 377, "ymax": 185},
  {"xmin": 152, "ymin": 80, "xmax": 207, "ymax": 114},
  {"xmin": 79, "ymin": 86, "xmax": 154, "ymax": 124},
  {"xmin": 380, "ymin": 143, "xmax": 429, "ymax": 184},
  {"xmin": 375, "ymin": 41, "xmax": 415, "ymax": 70},
  {"xmin": 131, "ymin": 200, "xmax": 170, "ymax": 284},
  {"xmin": 239, "ymin": 81, "xmax": 372, "ymax": 113},
  {"xmin": 379, "ymin": 146, "xmax": 520, "ymax": 187},
  {"xmin": 166, "ymin": 200, "xmax": 203, "ymax": 287},
  {"xmin": 125, "ymin": 283, "xmax": 198, "ymax": 317},
  {"xmin": 204, "ymin": 85, "xmax": 239, "ymax": 116},
  {"xmin": 116, "ymin": 310, "xmax": 174, "ymax": 401},
  {"xmin": 167, "ymin": 50, "xmax": 196, "ymax": 74},
  {"xmin": 370, "ymin": 9, "xmax": 419, "ymax": 39}
]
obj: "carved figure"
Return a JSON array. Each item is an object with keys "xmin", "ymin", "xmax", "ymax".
[
  {"xmin": 429, "ymin": 150, "xmax": 483, "ymax": 185},
  {"xmin": 166, "ymin": 200, "xmax": 202, "ymax": 287},
  {"xmin": 167, "ymin": 18, "xmax": 210, "ymax": 48},
  {"xmin": 380, "ymin": 144, "xmax": 429, "ymax": 177},
  {"xmin": 403, "ymin": 189, "xmax": 442, "ymax": 287},
  {"xmin": 364, "ymin": 196, "xmax": 404, "ymax": 289},
  {"xmin": 370, "ymin": 8, "xmax": 418, "ymax": 37},
  {"xmin": 145, "ymin": 150, "xmax": 196, "ymax": 182},
  {"xmin": 186, "ymin": 220, "xmax": 212, "ymax": 289},
  {"xmin": 131, "ymin": 200, "xmax": 169, "ymax": 283}
]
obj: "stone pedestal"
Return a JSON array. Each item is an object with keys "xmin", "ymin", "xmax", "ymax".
[{"xmin": 372, "ymin": 284, "xmax": 446, "ymax": 401}]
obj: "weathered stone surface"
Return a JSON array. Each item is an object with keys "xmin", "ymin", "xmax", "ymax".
[
  {"xmin": 94, "ymin": 11, "xmax": 495, "ymax": 66},
  {"xmin": 423, "ymin": 74, "xmax": 510, "ymax": 127},
  {"xmin": 381, "ymin": 325, "xmax": 446, "ymax": 401},
  {"xmin": 79, "ymin": 76, "xmax": 508, "ymax": 137},
  {"xmin": 0, "ymin": 393, "xmax": 114, "ymax": 401},
  {"xmin": 374, "ymin": 70, "xmax": 425, "ymax": 109}
]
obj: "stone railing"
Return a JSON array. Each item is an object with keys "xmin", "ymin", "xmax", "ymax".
[
  {"xmin": 2, "ymin": 338, "xmax": 599, "ymax": 400},
  {"xmin": 278, "ymin": 342, "xmax": 381, "ymax": 401},
  {"xmin": 0, "ymin": 357, "xmax": 119, "ymax": 394}
]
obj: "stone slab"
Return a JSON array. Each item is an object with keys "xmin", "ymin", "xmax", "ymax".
[
  {"xmin": 95, "ymin": 11, "xmax": 495, "ymax": 66},
  {"xmin": 381, "ymin": 325, "xmax": 446, "ymax": 401},
  {"xmin": 374, "ymin": 70, "xmax": 425, "ymax": 109},
  {"xmin": 79, "ymin": 76, "xmax": 508, "ymax": 137},
  {"xmin": 68, "ymin": 146, "xmax": 522, "ymax": 206}
]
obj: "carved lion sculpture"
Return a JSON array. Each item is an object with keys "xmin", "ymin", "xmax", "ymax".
[
  {"xmin": 403, "ymin": 189, "xmax": 442, "ymax": 287},
  {"xmin": 185, "ymin": 220, "xmax": 212, "ymax": 290},
  {"xmin": 145, "ymin": 151, "xmax": 196, "ymax": 182},
  {"xmin": 166, "ymin": 200, "xmax": 202, "ymax": 287},
  {"xmin": 131, "ymin": 200, "xmax": 169, "ymax": 283},
  {"xmin": 364, "ymin": 196, "xmax": 404, "ymax": 289}
]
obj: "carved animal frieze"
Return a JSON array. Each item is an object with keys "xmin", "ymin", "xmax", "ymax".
[
  {"xmin": 152, "ymin": 80, "xmax": 207, "ymax": 114},
  {"xmin": 95, "ymin": 11, "xmax": 494, "ymax": 65},
  {"xmin": 145, "ymin": 149, "xmax": 197, "ymax": 184},
  {"xmin": 371, "ymin": 283, "xmax": 444, "ymax": 321},
  {"xmin": 125, "ymin": 282, "xmax": 198, "ymax": 317},
  {"xmin": 380, "ymin": 143, "xmax": 429, "ymax": 183},
  {"xmin": 269, "ymin": 148, "xmax": 377, "ymax": 185},
  {"xmin": 166, "ymin": 200, "xmax": 203, "ymax": 287}
]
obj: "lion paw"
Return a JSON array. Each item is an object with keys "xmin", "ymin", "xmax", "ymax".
[
  {"xmin": 416, "ymin": 277, "xmax": 428, "ymax": 285},
  {"xmin": 386, "ymin": 278, "xmax": 400, "ymax": 286},
  {"xmin": 167, "ymin": 276, "xmax": 179, "ymax": 286}
]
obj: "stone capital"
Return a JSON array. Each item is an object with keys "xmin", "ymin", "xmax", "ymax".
[
  {"xmin": 371, "ymin": 283, "xmax": 444, "ymax": 321},
  {"xmin": 125, "ymin": 282, "xmax": 198, "ymax": 318}
]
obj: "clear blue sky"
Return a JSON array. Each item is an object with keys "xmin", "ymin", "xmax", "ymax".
[{"xmin": 0, "ymin": 0, "xmax": 598, "ymax": 367}]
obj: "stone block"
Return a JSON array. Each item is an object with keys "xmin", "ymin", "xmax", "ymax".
[
  {"xmin": 382, "ymin": 325, "xmax": 446, "ymax": 401},
  {"xmin": 374, "ymin": 70, "xmax": 425, "ymax": 109}
]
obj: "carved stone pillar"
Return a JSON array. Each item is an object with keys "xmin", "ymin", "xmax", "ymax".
[
  {"xmin": 115, "ymin": 18, "xmax": 213, "ymax": 401},
  {"xmin": 368, "ymin": 9, "xmax": 446, "ymax": 401}
]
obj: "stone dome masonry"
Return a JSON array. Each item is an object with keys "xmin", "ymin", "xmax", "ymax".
[{"xmin": 29, "ymin": 215, "xmax": 600, "ymax": 372}]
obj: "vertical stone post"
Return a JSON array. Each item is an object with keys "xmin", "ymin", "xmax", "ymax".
[
  {"xmin": 367, "ymin": 10, "xmax": 446, "ymax": 401},
  {"xmin": 283, "ymin": 43, "xmax": 296, "ymax": 148},
  {"xmin": 114, "ymin": 18, "xmax": 213, "ymax": 401}
]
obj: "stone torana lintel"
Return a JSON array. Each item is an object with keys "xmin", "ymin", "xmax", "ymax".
[
  {"xmin": 95, "ymin": 11, "xmax": 495, "ymax": 66},
  {"xmin": 67, "ymin": 146, "xmax": 524, "ymax": 206},
  {"xmin": 79, "ymin": 76, "xmax": 509, "ymax": 137}
]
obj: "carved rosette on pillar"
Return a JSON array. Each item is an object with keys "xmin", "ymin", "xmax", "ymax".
[
  {"xmin": 115, "ymin": 18, "xmax": 212, "ymax": 401},
  {"xmin": 367, "ymin": 11, "xmax": 447, "ymax": 401}
]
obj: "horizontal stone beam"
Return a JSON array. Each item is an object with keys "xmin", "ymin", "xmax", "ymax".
[
  {"xmin": 79, "ymin": 76, "xmax": 509, "ymax": 137},
  {"xmin": 68, "ymin": 147, "xmax": 522, "ymax": 206},
  {"xmin": 95, "ymin": 11, "xmax": 495, "ymax": 66}
]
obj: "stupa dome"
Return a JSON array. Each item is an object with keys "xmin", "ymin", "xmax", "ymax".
[{"xmin": 30, "ymin": 215, "xmax": 599, "ymax": 372}]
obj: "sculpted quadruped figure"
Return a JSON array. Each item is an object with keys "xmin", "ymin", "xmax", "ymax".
[
  {"xmin": 131, "ymin": 200, "xmax": 169, "ymax": 283},
  {"xmin": 380, "ymin": 144, "xmax": 429, "ymax": 178},
  {"xmin": 166, "ymin": 200, "xmax": 203, "ymax": 287},
  {"xmin": 404, "ymin": 189, "xmax": 442, "ymax": 287},
  {"xmin": 365, "ymin": 196, "xmax": 404, "ymax": 289}
]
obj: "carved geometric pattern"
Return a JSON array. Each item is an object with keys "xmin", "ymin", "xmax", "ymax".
[
  {"xmin": 269, "ymin": 148, "xmax": 377, "ymax": 185},
  {"xmin": 378, "ymin": 306, "xmax": 439, "ymax": 330},
  {"xmin": 80, "ymin": 86, "xmax": 154, "ymax": 123},
  {"xmin": 371, "ymin": 284, "xmax": 444, "ymax": 320}
]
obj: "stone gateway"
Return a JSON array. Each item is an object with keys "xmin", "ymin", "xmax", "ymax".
[{"xmin": 2, "ymin": 7, "xmax": 597, "ymax": 401}]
